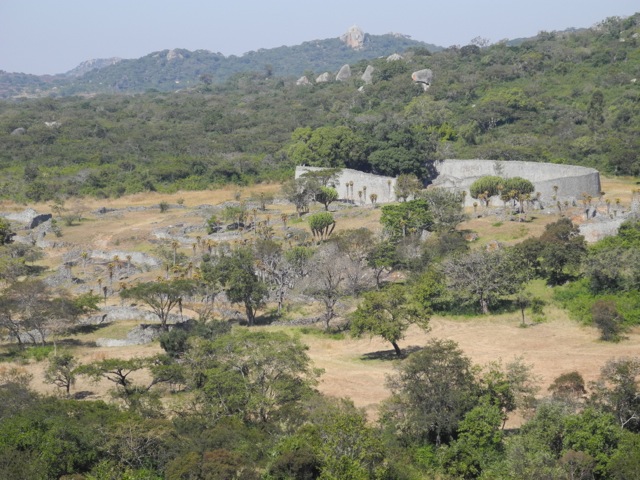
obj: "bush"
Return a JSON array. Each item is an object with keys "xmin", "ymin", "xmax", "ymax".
[{"xmin": 592, "ymin": 299, "xmax": 625, "ymax": 341}]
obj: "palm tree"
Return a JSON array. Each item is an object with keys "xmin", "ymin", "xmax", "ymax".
[{"xmin": 171, "ymin": 240, "xmax": 179, "ymax": 267}]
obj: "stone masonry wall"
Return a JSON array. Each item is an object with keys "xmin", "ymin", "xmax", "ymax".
[
  {"xmin": 433, "ymin": 160, "xmax": 601, "ymax": 206},
  {"xmin": 296, "ymin": 160, "xmax": 601, "ymax": 207},
  {"xmin": 295, "ymin": 166, "xmax": 397, "ymax": 204}
]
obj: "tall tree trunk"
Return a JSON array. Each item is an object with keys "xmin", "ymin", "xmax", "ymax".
[{"xmin": 391, "ymin": 341, "xmax": 402, "ymax": 357}]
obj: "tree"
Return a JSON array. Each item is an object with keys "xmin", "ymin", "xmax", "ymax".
[
  {"xmin": 589, "ymin": 357, "xmax": 640, "ymax": 431},
  {"xmin": 286, "ymin": 126, "xmax": 365, "ymax": 169},
  {"xmin": 440, "ymin": 398, "xmax": 504, "ymax": 478},
  {"xmin": 350, "ymin": 284, "xmax": 428, "ymax": 356},
  {"xmin": 592, "ymin": 299, "xmax": 625, "ymax": 341},
  {"xmin": 315, "ymin": 186, "xmax": 339, "ymax": 211},
  {"xmin": 0, "ymin": 280, "xmax": 83, "ymax": 347},
  {"xmin": 549, "ymin": 371, "xmax": 587, "ymax": 404},
  {"xmin": 76, "ymin": 356, "xmax": 170, "ymax": 412},
  {"xmin": 394, "ymin": 173, "xmax": 422, "ymax": 202},
  {"xmin": 443, "ymin": 248, "xmax": 526, "ymax": 314},
  {"xmin": 206, "ymin": 247, "xmax": 267, "ymax": 326},
  {"xmin": 382, "ymin": 339, "xmax": 479, "ymax": 445},
  {"xmin": 254, "ymin": 239, "xmax": 312, "ymax": 314},
  {"xmin": 419, "ymin": 188, "xmax": 467, "ymax": 232},
  {"xmin": 120, "ymin": 279, "xmax": 195, "ymax": 331},
  {"xmin": 469, "ymin": 176, "xmax": 503, "ymax": 206},
  {"xmin": 183, "ymin": 330, "xmax": 321, "ymax": 424},
  {"xmin": 367, "ymin": 240, "xmax": 397, "ymax": 289},
  {"xmin": 380, "ymin": 199, "xmax": 433, "ymax": 240},
  {"xmin": 282, "ymin": 177, "xmax": 319, "ymax": 217},
  {"xmin": 305, "ymin": 244, "xmax": 347, "ymax": 330},
  {"xmin": 0, "ymin": 217, "xmax": 14, "ymax": 245},
  {"xmin": 536, "ymin": 218, "xmax": 587, "ymax": 285},
  {"xmin": 307, "ymin": 212, "xmax": 336, "ymax": 240},
  {"xmin": 44, "ymin": 352, "xmax": 78, "ymax": 396}
]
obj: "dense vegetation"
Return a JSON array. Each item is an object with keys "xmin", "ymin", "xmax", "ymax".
[{"xmin": 1, "ymin": 14, "xmax": 639, "ymax": 202}]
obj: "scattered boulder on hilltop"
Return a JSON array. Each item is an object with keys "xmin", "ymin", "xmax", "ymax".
[
  {"xmin": 296, "ymin": 76, "xmax": 311, "ymax": 86},
  {"xmin": 336, "ymin": 64, "xmax": 352, "ymax": 81},
  {"xmin": 412, "ymin": 68, "xmax": 433, "ymax": 91},
  {"xmin": 361, "ymin": 65, "xmax": 375, "ymax": 84},
  {"xmin": 340, "ymin": 25, "xmax": 366, "ymax": 49},
  {"xmin": 316, "ymin": 72, "xmax": 332, "ymax": 83},
  {"xmin": 386, "ymin": 53, "xmax": 403, "ymax": 61}
]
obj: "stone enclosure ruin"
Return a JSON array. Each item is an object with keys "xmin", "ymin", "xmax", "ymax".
[{"xmin": 296, "ymin": 159, "xmax": 602, "ymax": 208}]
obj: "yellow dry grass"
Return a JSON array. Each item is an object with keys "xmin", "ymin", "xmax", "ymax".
[{"xmin": 2, "ymin": 176, "xmax": 640, "ymax": 418}]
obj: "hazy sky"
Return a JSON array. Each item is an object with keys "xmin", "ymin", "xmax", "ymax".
[{"xmin": 1, "ymin": 0, "xmax": 638, "ymax": 75}]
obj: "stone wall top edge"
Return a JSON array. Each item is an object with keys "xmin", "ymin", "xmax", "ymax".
[{"xmin": 438, "ymin": 159, "xmax": 600, "ymax": 175}]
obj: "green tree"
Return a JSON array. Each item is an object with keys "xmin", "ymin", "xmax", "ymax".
[
  {"xmin": 589, "ymin": 357, "xmax": 640, "ymax": 431},
  {"xmin": 419, "ymin": 188, "xmax": 467, "ymax": 232},
  {"xmin": 120, "ymin": 279, "xmax": 195, "ymax": 331},
  {"xmin": 380, "ymin": 199, "xmax": 433, "ymax": 240},
  {"xmin": 443, "ymin": 249, "xmax": 526, "ymax": 314},
  {"xmin": 350, "ymin": 284, "xmax": 428, "ymax": 356},
  {"xmin": 0, "ymin": 217, "xmax": 14, "ymax": 245},
  {"xmin": 469, "ymin": 176, "xmax": 503, "ymax": 205},
  {"xmin": 315, "ymin": 186, "xmax": 339, "ymax": 211},
  {"xmin": 440, "ymin": 398, "xmax": 504, "ymax": 478},
  {"xmin": 394, "ymin": 173, "xmax": 422, "ymax": 202},
  {"xmin": 183, "ymin": 330, "xmax": 321, "ymax": 424},
  {"xmin": 44, "ymin": 352, "xmax": 78, "ymax": 396},
  {"xmin": 382, "ymin": 339, "xmax": 479, "ymax": 445},
  {"xmin": 308, "ymin": 212, "xmax": 336, "ymax": 240},
  {"xmin": 366, "ymin": 240, "xmax": 397, "ymax": 289},
  {"xmin": 286, "ymin": 126, "xmax": 365, "ymax": 169},
  {"xmin": 205, "ymin": 247, "xmax": 267, "ymax": 326}
]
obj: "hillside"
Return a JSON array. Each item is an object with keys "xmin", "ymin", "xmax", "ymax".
[
  {"xmin": 0, "ymin": 13, "xmax": 638, "ymax": 204},
  {"xmin": 0, "ymin": 28, "xmax": 441, "ymax": 97}
]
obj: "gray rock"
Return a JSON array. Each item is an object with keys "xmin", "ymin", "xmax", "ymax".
[
  {"xmin": 296, "ymin": 76, "xmax": 311, "ymax": 86},
  {"xmin": 316, "ymin": 72, "xmax": 331, "ymax": 83},
  {"xmin": 386, "ymin": 53, "xmax": 403, "ymax": 62},
  {"xmin": 361, "ymin": 65, "xmax": 374, "ymax": 84},
  {"xmin": 412, "ymin": 69, "xmax": 433, "ymax": 91},
  {"xmin": 340, "ymin": 25, "xmax": 366, "ymax": 49},
  {"xmin": 336, "ymin": 64, "xmax": 351, "ymax": 81},
  {"xmin": 10, "ymin": 127, "xmax": 26, "ymax": 136}
]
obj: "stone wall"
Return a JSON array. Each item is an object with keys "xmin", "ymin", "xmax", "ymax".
[
  {"xmin": 295, "ymin": 160, "xmax": 602, "ymax": 207},
  {"xmin": 433, "ymin": 160, "xmax": 601, "ymax": 206},
  {"xmin": 295, "ymin": 166, "xmax": 397, "ymax": 204}
]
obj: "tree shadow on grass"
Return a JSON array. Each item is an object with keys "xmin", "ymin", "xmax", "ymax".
[
  {"xmin": 67, "ymin": 321, "xmax": 113, "ymax": 335},
  {"xmin": 360, "ymin": 345, "xmax": 423, "ymax": 361}
]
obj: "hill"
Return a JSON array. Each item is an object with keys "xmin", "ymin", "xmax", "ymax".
[{"xmin": 0, "ymin": 26, "xmax": 441, "ymax": 97}]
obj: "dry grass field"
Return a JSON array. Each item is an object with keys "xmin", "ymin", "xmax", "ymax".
[{"xmin": 1, "ymin": 174, "xmax": 639, "ymax": 421}]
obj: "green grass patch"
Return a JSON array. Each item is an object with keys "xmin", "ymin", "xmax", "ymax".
[{"xmin": 0, "ymin": 344, "xmax": 55, "ymax": 363}]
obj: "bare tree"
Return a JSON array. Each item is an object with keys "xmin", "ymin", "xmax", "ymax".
[{"xmin": 305, "ymin": 244, "xmax": 348, "ymax": 329}]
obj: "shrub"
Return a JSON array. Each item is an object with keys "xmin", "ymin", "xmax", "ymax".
[{"xmin": 592, "ymin": 299, "xmax": 625, "ymax": 341}]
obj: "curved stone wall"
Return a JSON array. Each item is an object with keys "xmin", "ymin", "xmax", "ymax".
[
  {"xmin": 433, "ymin": 160, "xmax": 601, "ymax": 206},
  {"xmin": 295, "ymin": 160, "xmax": 601, "ymax": 207}
]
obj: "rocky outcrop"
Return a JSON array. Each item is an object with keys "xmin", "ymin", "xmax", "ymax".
[
  {"xmin": 10, "ymin": 127, "xmax": 25, "ymax": 135},
  {"xmin": 340, "ymin": 25, "xmax": 366, "ymax": 49},
  {"xmin": 412, "ymin": 69, "xmax": 433, "ymax": 91},
  {"xmin": 166, "ymin": 49, "xmax": 184, "ymax": 61},
  {"xmin": 361, "ymin": 65, "xmax": 375, "ymax": 84},
  {"xmin": 316, "ymin": 72, "xmax": 331, "ymax": 83},
  {"xmin": 296, "ymin": 76, "xmax": 311, "ymax": 86},
  {"xmin": 1, "ymin": 208, "xmax": 51, "ymax": 229},
  {"xmin": 65, "ymin": 57, "xmax": 122, "ymax": 77},
  {"xmin": 386, "ymin": 53, "xmax": 403, "ymax": 62},
  {"xmin": 336, "ymin": 64, "xmax": 352, "ymax": 81}
]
